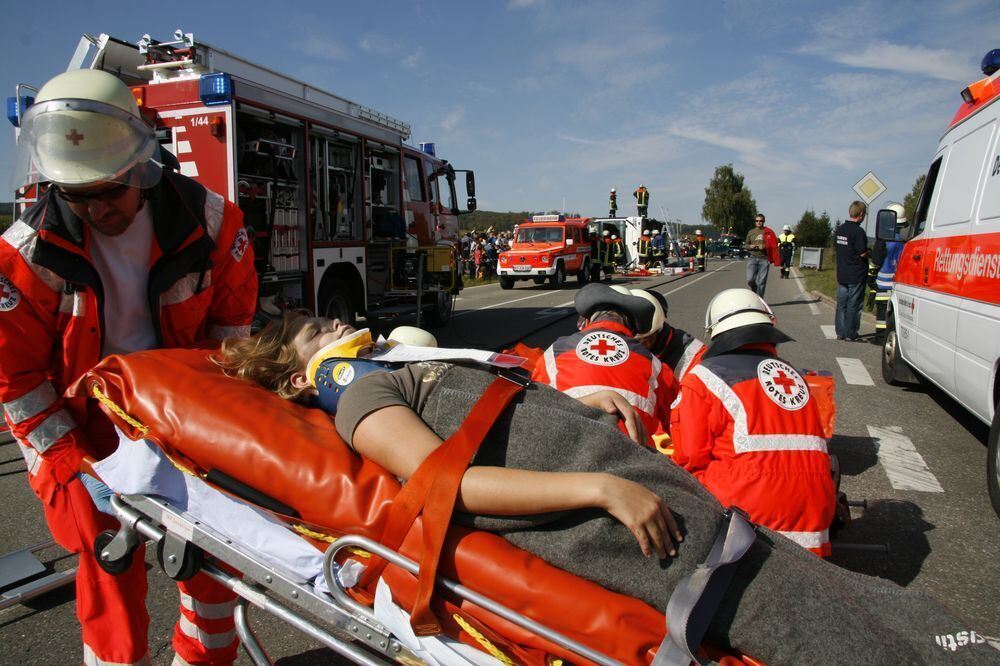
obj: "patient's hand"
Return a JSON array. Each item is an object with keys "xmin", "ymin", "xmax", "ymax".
[
  {"xmin": 598, "ymin": 474, "xmax": 683, "ymax": 559},
  {"xmin": 576, "ymin": 390, "xmax": 647, "ymax": 445}
]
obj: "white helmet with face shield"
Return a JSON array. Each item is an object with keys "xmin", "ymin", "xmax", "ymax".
[{"xmin": 11, "ymin": 69, "xmax": 162, "ymax": 191}]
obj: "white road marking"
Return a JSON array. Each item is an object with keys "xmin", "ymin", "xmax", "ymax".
[
  {"xmin": 790, "ymin": 268, "xmax": 821, "ymax": 314},
  {"xmin": 821, "ymin": 325, "xmax": 837, "ymax": 340},
  {"xmin": 867, "ymin": 425, "xmax": 944, "ymax": 493},
  {"xmin": 659, "ymin": 263, "xmax": 729, "ymax": 297},
  {"xmin": 836, "ymin": 357, "xmax": 874, "ymax": 385},
  {"xmin": 452, "ymin": 290, "xmax": 554, "ymax": 317}
]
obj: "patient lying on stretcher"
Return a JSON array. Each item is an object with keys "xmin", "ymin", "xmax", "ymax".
[{"xmin": 216, "ymin": 314, "xmax": 993, "ymax": 665}]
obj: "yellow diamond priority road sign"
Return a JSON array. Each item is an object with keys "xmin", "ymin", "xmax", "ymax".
[{"xmin": 852, "ymin": 171, "xmax": 887, "ymax": 204}]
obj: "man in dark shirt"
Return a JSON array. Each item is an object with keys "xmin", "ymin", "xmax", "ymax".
[{"xmin": 834, "ymin": 201, "xmax": 870, "ymax": 340}]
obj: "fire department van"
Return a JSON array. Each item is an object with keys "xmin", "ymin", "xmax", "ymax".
[
  {"xmin": 8, "ymin": 30, "xmax": 476, "ymax": 327},
  {"xmin": 497, "ymin": 215, "xmax": 592, "ymax": 289},
  {"xmin": 878, "ymin": 49, "xmax": 1000, "ymax": 514}
]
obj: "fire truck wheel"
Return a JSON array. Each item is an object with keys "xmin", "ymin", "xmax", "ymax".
[
  {"xmin": 321, "ymin": 282, "xmax": 355, "ymax": 326},
  {"xmin": 532, "ymin": 277, "xmax": 547, "ymax": 285},
  {"xmin": 988, "ymin": 402, "xmax": 1000, "ymax": 518},
  {"xmin": 500, "ymin": 276, "xmax": 515, "ymax": 290},
  {"xmin": 425, "ymin": 290, "xmax": 453, "ymax": 328},
  {"xmin": 550, "ymin": 264, "xmax": 566, "ymax": 289},
  {"xmin": 577, "ymin": 260, "xmax": 591, "ymax": 285}
]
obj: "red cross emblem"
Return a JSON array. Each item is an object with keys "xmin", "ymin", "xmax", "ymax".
[
  {"xmin": 0, "ymin": 274, "xmax": 21, "ymax": 312},
  {"xmin": 772, "ymin": 370, "xmax": 798, "ymax": 394},
  {"xmin": 230, "ymin": 228, "xmax": 249, "ymax": 262},
  {"xmin": 65, "ymin": 129, "xmax": 85, "ymax": 146},
  {"xmin": 589, "ymin": 338, "xmax": 615, "ymax": 356}
]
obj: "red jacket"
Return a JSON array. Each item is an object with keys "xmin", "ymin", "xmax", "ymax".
[
  {"xmin": 0, "ymin": 172, "xmax": 257, "ymax": 502},
  {"xmin": 670, "ymin": 345, "xmax": 835, "ymax": 555},
  {"xmin": 532, "ymin": 319, "xmax": 678, "ymax": 447},
  {"xmin": 763, "ymin": 227, "xmax": 781, "ymax": 265}
]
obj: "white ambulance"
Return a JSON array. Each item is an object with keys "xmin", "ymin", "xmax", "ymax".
[{"xmin": 879, "ymin": 49, "xmax": 1000, "ymax": 515}]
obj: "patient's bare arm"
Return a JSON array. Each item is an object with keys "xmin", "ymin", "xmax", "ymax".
[{"xmin": 352, "ymin": 405, "xmax": 682, "ymax": 558}]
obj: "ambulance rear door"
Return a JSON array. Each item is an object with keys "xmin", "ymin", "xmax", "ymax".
[{"xmin": 954, "ymin": 109, "xmax": 1000, "ymax": 423}]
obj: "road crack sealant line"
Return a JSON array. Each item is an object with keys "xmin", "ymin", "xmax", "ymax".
[{"xmin": 445, "ymin": 263, "xmax": 732, "ymax": 353}]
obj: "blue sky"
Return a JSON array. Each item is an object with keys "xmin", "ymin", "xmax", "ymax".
[{"xmin": 2, "ymin": 0, "xmax": 998, "ymax": 230}]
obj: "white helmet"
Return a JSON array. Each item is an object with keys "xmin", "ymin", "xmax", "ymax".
[
  {"xmin": 629, "ymin": 289, "xmax": 665, "ymax": 338},
  {"xmin": 603, "ymin": 229, "xmax": 610, "ymax": 237},
  {"xmin": 11, "ymin": 69, "xmax": 162, "ymax": 190},
  {"xmin": 388, "ymin": 326, "xmax": 438, "ymax": 347},
  {"xmin": 696, "ymin": 229, "xmax": 702, "ymax": 235},
  {"xmin": 783, "ymin": 224, "xmax": 791, "ymax": 231},
  {"xmin": 611, "ymin": 187, "xmax": 616, "ymax": 193},
  {"xmin": 611, "ymin": 234, "xmax": 618, "ymax": 240},
  {"xmin": 886, "ymin": 202, "xmax": 908, "ymax": 224},
  {"xmin": 704, "ymin": 288, "xmax": 775, "ymax": 339},
  {"xmin": 651, "ymin": 229, "xmax": 660, "ymax": 235}
]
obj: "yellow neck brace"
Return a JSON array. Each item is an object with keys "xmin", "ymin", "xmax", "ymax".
[{"xmin": 305, "ymin": 328, "xmax": 374, "ymax": 387}]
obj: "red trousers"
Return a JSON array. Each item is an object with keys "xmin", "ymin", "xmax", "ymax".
[{"xmin": 34, "ymin": 473, "xmax": 239, "ymax": 665}]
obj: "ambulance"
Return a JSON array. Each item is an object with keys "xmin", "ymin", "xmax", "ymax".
[
  {"xmin": 497, "ymin": 214, "xmax": 592, "ymax": 289},
  {"xmin": 7, "ymin": 30, "xmax": 476, "ymax": 327},
  {"xmin": 878, "ymin": 49, "xmax": 1000, "ymax": 514}
]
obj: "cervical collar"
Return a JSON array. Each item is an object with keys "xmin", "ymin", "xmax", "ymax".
[{"xmin": 305, "ymin": 329, "xmax": 401, "ymax": 414}]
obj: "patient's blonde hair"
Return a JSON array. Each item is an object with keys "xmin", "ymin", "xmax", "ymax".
[{"xmin": 216, "ymin": 312, "xmax": 311, "ymax": 402}]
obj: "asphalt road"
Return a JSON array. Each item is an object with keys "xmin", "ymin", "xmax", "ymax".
[{"xmin": 1, "ymin": 258, "xmax": 997, "ymax": 664}]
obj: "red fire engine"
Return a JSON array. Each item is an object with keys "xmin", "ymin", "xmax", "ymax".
[
  {"xmin": 497, "ymin": 215, "xmax": 593, "ymax": 289},
  {"xmin": 8, "ymin": 30, "xmax": 476, "ymax": 326}
]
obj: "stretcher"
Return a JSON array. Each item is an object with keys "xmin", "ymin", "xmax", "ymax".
[{"xmin": 73, "ymin": 347, "xmax": 763, "ymax": 666}]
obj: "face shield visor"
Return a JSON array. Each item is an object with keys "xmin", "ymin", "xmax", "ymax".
[{"xmin": 10, "ymin": 98, "xmax": 162, "ymax": 191}]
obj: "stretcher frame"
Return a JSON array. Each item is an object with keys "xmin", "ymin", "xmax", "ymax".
[{"xmin": 102, "ymin": 494, "xmax": 623, "ymax": 666}]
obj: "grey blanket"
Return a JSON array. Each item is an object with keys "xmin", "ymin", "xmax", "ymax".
[{"xmin": 419, "ymin": 365, "xmax": 994, "ymax": 665}]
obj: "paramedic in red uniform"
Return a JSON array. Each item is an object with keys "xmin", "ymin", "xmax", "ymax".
[
  {"xmin": 670, "ymin": 288, "xmax": 836, "ymax": 556},
  {"xmin": 532, "ymin": 283, "xmax": 678, "ymax": 447},
  {"xmin": 0, "ymin": 70, "xmax": 258, "ymax": 665}
]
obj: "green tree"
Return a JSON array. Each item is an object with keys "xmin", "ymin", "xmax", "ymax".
[
  {"xmin": 902, "ymin": 174, "xmax": 926, "ymax": 223},
  {"xmin": 794, "ymin": 209, "xmax": 833, "ymax": 247},
  {"xmin": 701, "ymin": 164, "xmax": 758, "ymax": 238}
]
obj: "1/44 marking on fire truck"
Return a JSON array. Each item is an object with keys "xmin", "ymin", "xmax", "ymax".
[{"xmin": 189, "ymin": 115, "xmax": 211, "ymax": 127}]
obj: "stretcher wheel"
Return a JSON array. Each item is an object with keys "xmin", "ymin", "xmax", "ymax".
[
  {"xmin": 94, "ymin": 530, "xmax": 134, "ymax": 576},
  {"xmin": 156, "ymin": 532, "xmax": 203, "ymax": 581}
]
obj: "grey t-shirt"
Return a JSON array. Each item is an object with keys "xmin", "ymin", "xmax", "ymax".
[{"xmin": 334, "ymin": 362, "xmax": 452, "ymax": 447}]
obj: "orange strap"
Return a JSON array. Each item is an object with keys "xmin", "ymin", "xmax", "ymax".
[{"xmin": 360, "ymin": 375, "xmax": 525, "ymax": 635}]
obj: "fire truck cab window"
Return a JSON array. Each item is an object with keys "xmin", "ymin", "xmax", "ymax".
[
  {"xmin": 518, "ymin": 226, "xmax": 563, "ymax": 243},
  {"xmin": 404, "ymin": 156, "xmax": 425, "ymax": 202}
]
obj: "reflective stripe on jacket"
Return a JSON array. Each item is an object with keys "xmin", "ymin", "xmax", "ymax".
[
  {"xmin": 532, "ymin": 319, "xmax": 678, "ymax": 447},
  {"xmin": 876, "ymin": 240, "xmax": 905, "ymax": 291},
  {"xmin": 637, "ymin": 236, "xmax": 651, "ymax": 258},
  {"xmin": 0, "ymin": 171, "xmax": 257, "ymax": 499},
  {"xmin": 670, "ymin": 348, "xmax": 835, "ymax": 556}
]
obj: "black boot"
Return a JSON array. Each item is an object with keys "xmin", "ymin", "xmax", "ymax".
[{"xmin": 747, "ymin": 280, "xmax": 757, "ymax": 293}]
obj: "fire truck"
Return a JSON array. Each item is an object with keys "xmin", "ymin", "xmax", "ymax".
[
  {"xmin": 497, "ymin": 214, "xmax": 592, "ymax": 289},
  {"xmin": 7, "ymin": 30, "xmax": 476, "ymax": 326}
]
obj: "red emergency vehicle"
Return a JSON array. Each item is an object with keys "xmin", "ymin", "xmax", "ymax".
[
  {"xmin": 878, "ymin": 49, "xmax": 1000, "ymax": 515},
  {"xmin": 8, "ymin": 30, "xmax": 476, "ymax": 327},
  {"xmin": 497, "ymin": 215, "xmax": 592, "ymax": 289}
]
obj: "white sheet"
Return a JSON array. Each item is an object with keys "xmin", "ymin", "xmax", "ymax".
[{"xmin": 94, "ymin": 429, "xmax": 498, "ymax": 666}]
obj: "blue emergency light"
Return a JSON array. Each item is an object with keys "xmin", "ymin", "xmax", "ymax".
[
  {"xmin": 420, "ymin": 142, "xmax": 436, "ymax": 156},
  {"xmin": 199, "ymin": 72, "xmax": 233, "ymax": 106},
  {"xmin": 6, "ymin": 95, "xmax": 35, "ymax": 127}
]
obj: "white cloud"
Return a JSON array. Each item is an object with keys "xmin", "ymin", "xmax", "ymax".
[
  {"xmin": 816, "ymin": 41, "xmax": 973, "ymax": 82},
  {"xmin": 293, "ymin": 36, "xmax": 348, "ymax": 61},
  {"xmin": 402, "ymin": 48, "xmax": 424, "ymax": 69},
  {"xmin": 508, "ymin": 0, "xmax": 543, "ymax": 8},
  {"xmin": 359, "ymin": 34, "xmax": 400, "ymax": 57},
  {"xmin": 669, "ymin": 124, "xmax": 767, "ymax": 157},
  {"xmin": 441, "ymin": 105, "xmax": 466, "ymax": 131}
]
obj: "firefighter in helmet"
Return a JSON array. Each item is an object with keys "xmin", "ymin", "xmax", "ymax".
[
  {"xmin": 778, "ymin": 224, "xmax": 796, "ymax": 279},
  {"xmin": 633, "ymin": 184, "xmax": 650, "ymax": 217},
  {"xmin": 670, "ymin": 288, "xmax": 836, "ymax": 556},
  {"xmin": 1, "ymin": 69, "xmax": 258, "ymax": 664},
  {"xmin": 609, "ymin": 187, "xmax": 618, "ymax": 218},
  {"xmin": 610, "ymin": 233, "xmax": 625, "ymax": 271},
  {"xmin": 649, "ymin": 228, "xmax": 666, "ymax": 267},
  {"xmin": 637, "ymin": 228, "xmax": 652, "ymax": 268},
  {"xmin": 694, "ymin": 229, "xmax": 707, "ymax": 272},
  {"xmin": 532, "ymin": 283, "xmax": 678, "ymax": 447},
  {"xmin": 870, "ymin": 202, "xmax": 908, "ymax": 343}
]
